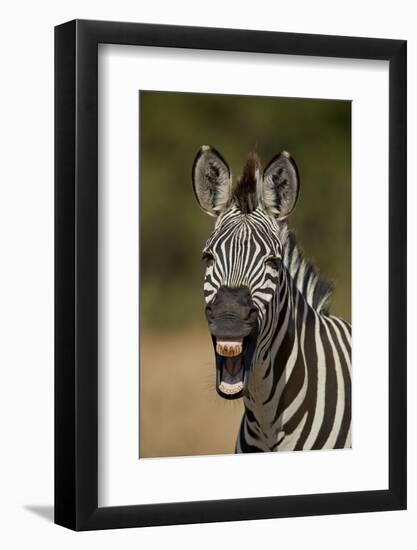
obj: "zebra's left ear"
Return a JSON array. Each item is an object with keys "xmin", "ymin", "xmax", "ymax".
[
  {"xmin": 192, "ymin": 146, "xmax": 232, "ymax": 217},
  {"xmin": 260, "ymin": 151, "xmax": 300, "ymax": 220}
]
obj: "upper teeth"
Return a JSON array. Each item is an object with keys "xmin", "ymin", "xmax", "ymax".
[{"xmin": 216, "ymin": 340, "xmax": 242, "ymax": 357}]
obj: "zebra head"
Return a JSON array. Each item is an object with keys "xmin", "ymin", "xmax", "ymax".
[{"xmin": 192, "ymin": 146, "xmax": 300, "ymax": 400}]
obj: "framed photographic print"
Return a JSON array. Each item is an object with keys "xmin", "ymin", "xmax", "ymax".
[{"xmin": 55, "ymin": 19, "xmax": 407, "ymax": 530}]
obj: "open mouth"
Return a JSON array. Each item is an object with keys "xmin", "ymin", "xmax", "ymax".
[{"xmin": 213, "ymin": 335, "xmax": 256, "ymax": 400}]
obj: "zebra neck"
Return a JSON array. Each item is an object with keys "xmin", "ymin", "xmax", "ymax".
[{"xmin": 243, "ymin": 268, "xmax": 308, "ymax": 449}]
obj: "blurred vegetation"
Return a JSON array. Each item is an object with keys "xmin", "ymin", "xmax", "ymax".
[{"xmin": 140, "ymin": 92, "xmax": 351, "ymax": 328}]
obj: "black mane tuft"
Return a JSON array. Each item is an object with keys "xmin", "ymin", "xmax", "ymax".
[{"xmin": 233, "ymin": 152, "xmax": 260, "ymax": 213}]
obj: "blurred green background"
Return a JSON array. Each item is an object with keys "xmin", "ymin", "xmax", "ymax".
[{"xmin": 139, "ymin": 91, "xmax": 351, "ymax": 458}]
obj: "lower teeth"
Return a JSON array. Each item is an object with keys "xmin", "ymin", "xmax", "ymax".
[{"xmin": 218, "ymin": 381, "xmax": 244, "ymax": 395}]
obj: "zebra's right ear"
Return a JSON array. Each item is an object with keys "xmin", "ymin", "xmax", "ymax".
[{"xmin": 192, "ymin": 146, "xmax": 232, "ymax": 217}]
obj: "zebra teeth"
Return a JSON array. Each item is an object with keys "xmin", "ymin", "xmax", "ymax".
[
  {"xmin": 216, "ymin": 340, "xmax": 243, "ymax": 357},
  {"xmin": 218, "ymin": 381, "xmax": 244, "ymax": 395}
]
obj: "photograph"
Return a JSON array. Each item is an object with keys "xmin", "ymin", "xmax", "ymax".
[{"xmin": 139, "ymin": 91, "xmax": 351, "ymax": 458}]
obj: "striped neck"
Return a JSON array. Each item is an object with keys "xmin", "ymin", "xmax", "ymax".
[{"xmin": 242, "ymin": 267, "xmax": 309, "ymax": 450}]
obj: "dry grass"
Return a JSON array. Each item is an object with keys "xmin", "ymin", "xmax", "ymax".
[{"xmin": 139, "ymin": 323, "xmax": 244, "ymax": 458}]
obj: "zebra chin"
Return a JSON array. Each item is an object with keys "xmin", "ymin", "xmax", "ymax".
[{"xmin": 212, "ymin": 333, "xmax": 257, "ymax": 400}]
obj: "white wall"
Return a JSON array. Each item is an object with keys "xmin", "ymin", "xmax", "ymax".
[{"xmin": 0, "ymin": 0, "xmax": 414, "ymax": 547}]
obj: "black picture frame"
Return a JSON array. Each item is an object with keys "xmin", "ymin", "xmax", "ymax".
[{"xmin": 55, "ymin": 19, "xmax": 407, "ymax": 531}]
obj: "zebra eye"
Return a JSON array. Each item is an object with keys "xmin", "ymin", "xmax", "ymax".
[
  {"xmin": 265, "ymin": 257, "xmax": 281, "ymax": 270},
  {"xmin": 202, "ymin": 251, "xmax": 215, "ymax": 267}
]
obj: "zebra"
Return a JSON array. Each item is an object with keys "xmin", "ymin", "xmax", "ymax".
[{"xmin": 192, "ymin": 145, "xmax": 351, "ymax": 453}]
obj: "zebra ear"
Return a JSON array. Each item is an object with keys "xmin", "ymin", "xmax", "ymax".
[
  {"xmin": 192, "ymin": 146, "xmax": 232, "ymax": 217},
  {"xmin": 261, "ymin": 151, "xmax": 300, "ymax": 220}
]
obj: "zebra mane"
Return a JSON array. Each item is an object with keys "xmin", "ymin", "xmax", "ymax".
[
  {"xmin": 232, "ymin": 152, "xmax": 260, "ymax": 214},
  {"xmin": 282, "ymin": 229, "xmax": 334, "ymax": 314}
]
